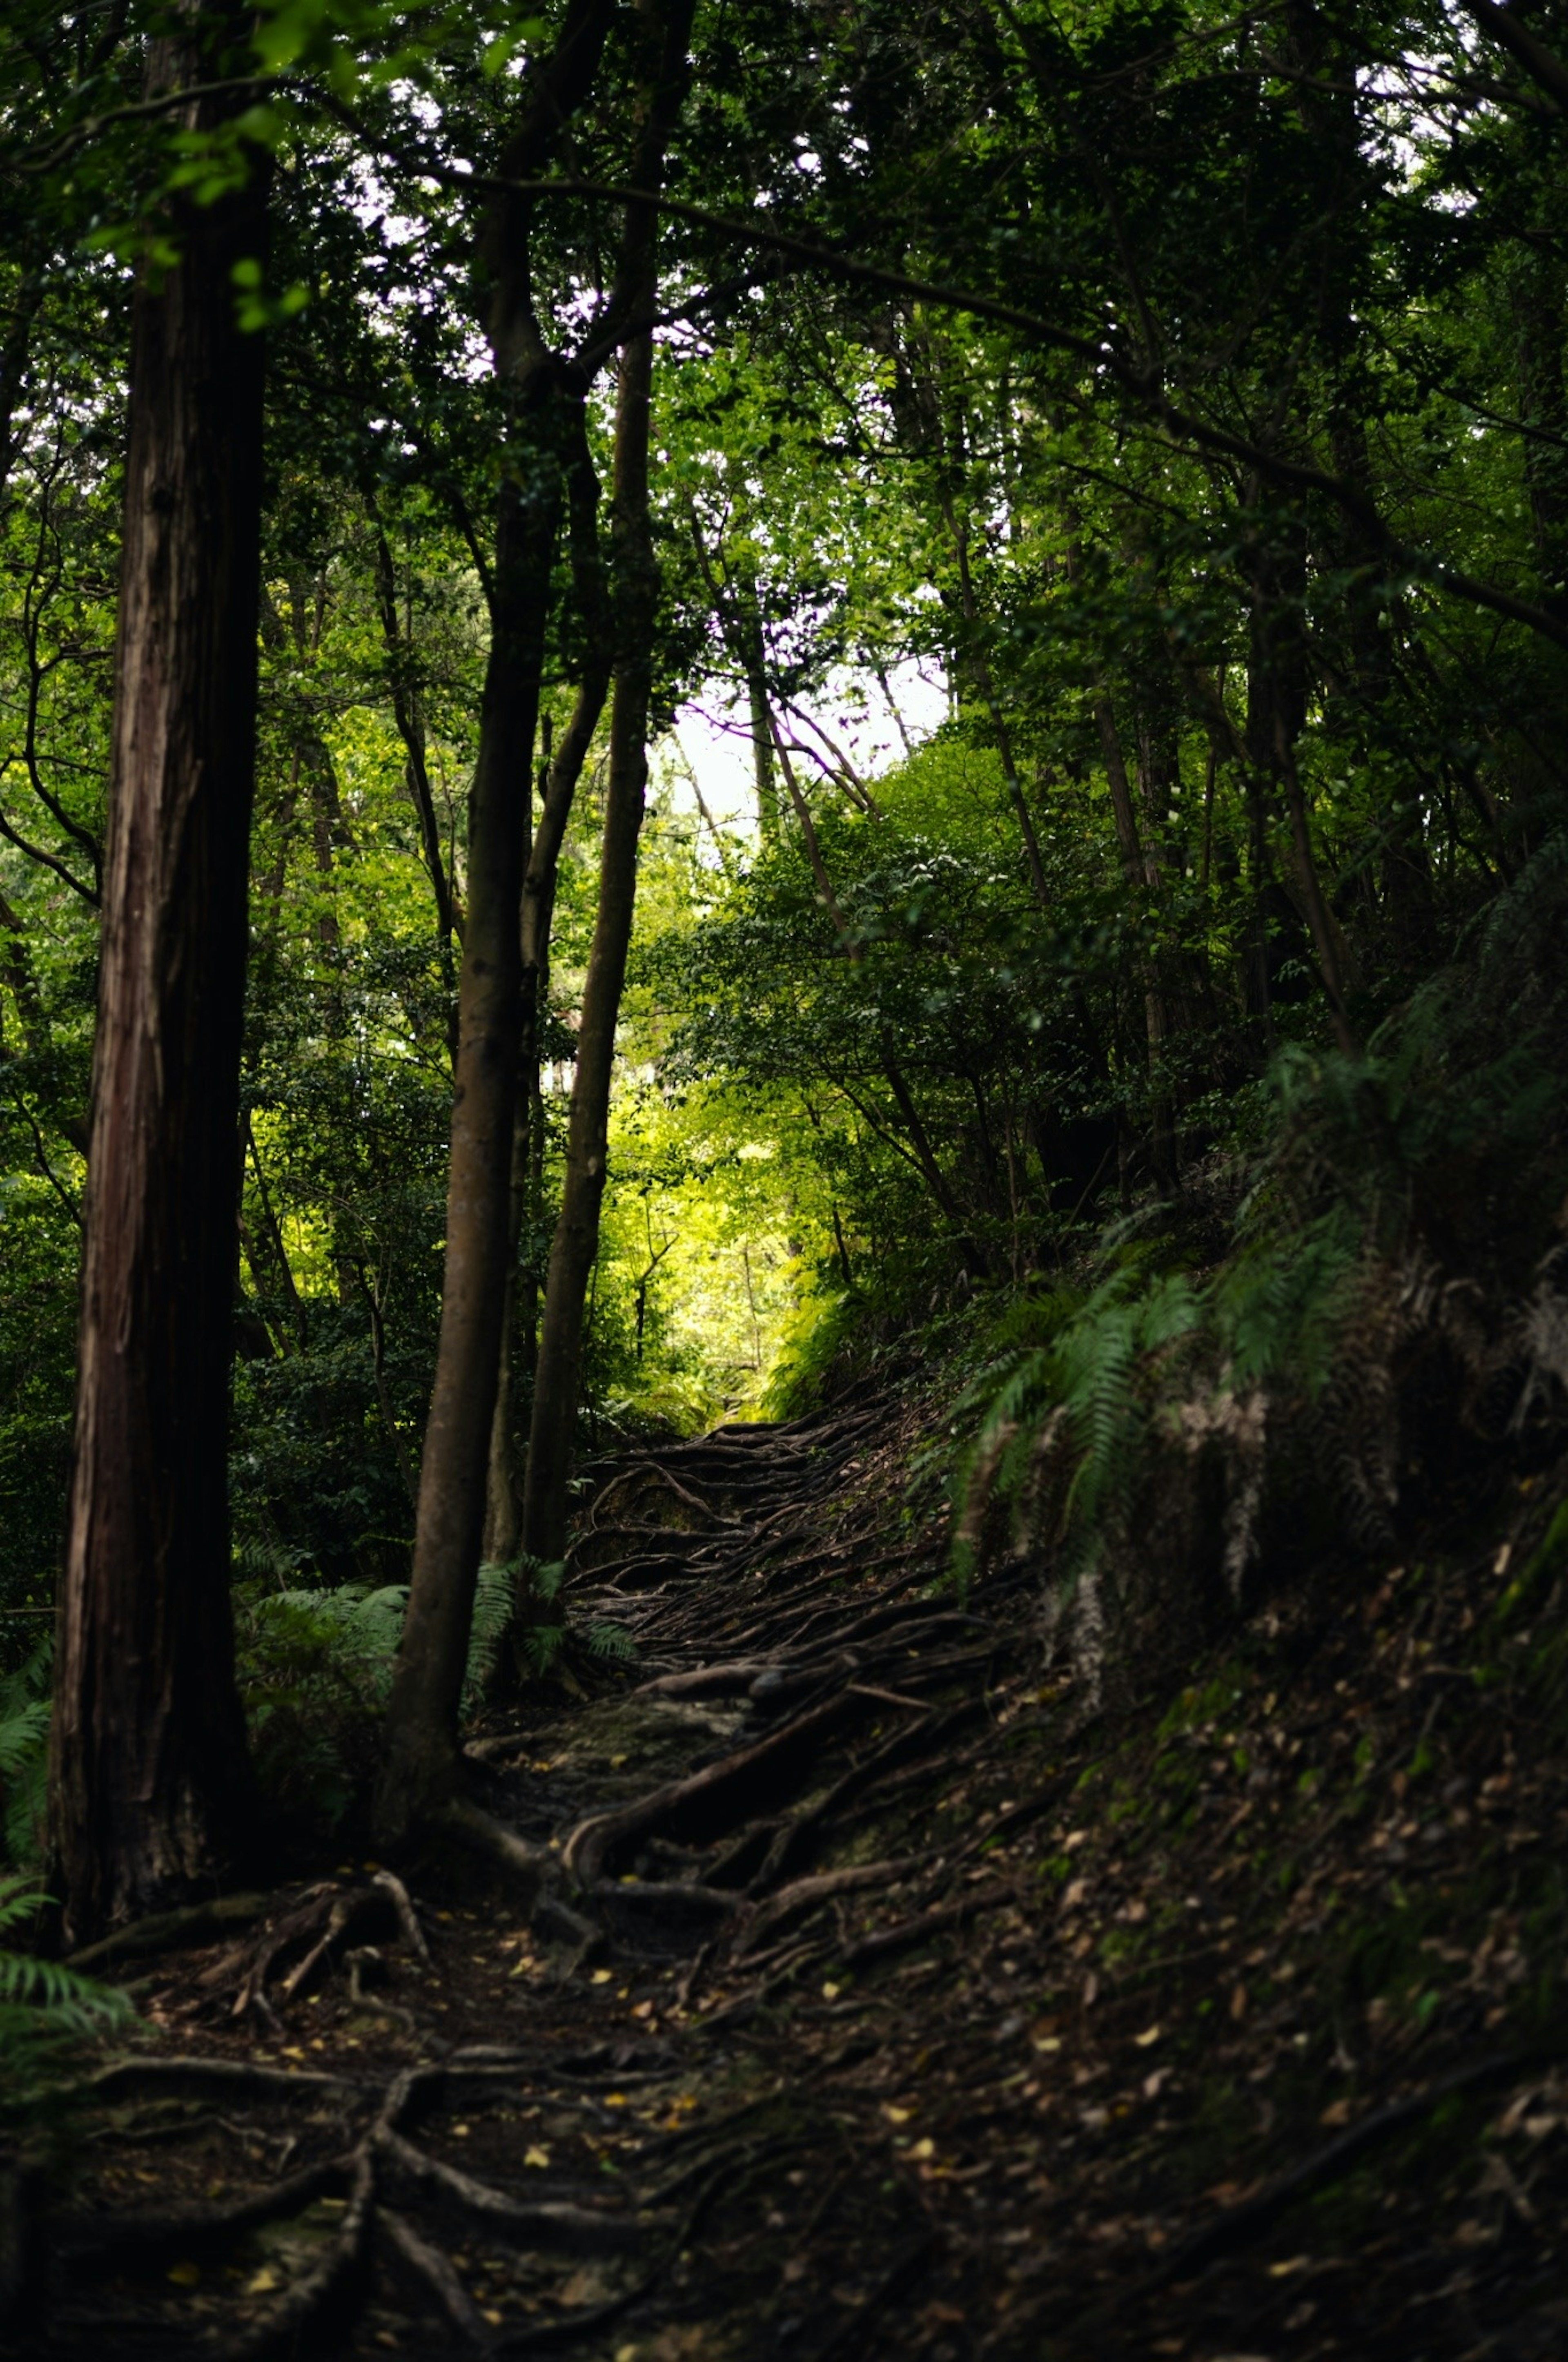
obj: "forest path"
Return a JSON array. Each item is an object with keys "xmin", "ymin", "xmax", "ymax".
[{"xmin": 17, "ymin": 1400, "xmax": 1568, "ymax": 2360}]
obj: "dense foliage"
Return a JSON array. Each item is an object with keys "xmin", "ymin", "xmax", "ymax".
[{"xmin": 5, "ymin": 0, "xmax": 1568, "ymax": 1851}]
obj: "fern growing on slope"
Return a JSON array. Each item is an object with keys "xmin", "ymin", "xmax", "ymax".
[
  {"xmin": 948, "ymin": 829, "xmax": 1568, "ymax": 1684},
  {"xmin": 951, "ymin": 1260, "xmax": 1200, "ymax": 1592},
  {"xmin": 479, "ymin": 1556, "xmax": 637, "ymax": 1684}
]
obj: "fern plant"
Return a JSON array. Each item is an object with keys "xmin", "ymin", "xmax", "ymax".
[
  {"xmin": 478, "ymin": 1556, "xmax": 636, "ymax": 1684},
  {"xmin": 0, "ymin": 1639, "xmax": 52, "ymax": 1867},
  {"xmin": 236, "ymin": 1564, "xmax": 518, "ymax": 1830},
  {"xmin": 951, "ymin": 1261, "xmax": 1200, "ymax": 1589},
  {"xmin": 1210, "ymin": 1211, "xmax": 1361, "ymax": 1398},
  {"xmin": 0, "ymin": 1875, "xmax": 133, "ymax": 2141}
]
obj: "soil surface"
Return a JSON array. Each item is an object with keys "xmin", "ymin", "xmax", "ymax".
[{"xmin": 13, "ymin": 1392, "xmax": 1568, "ymax": 2360}]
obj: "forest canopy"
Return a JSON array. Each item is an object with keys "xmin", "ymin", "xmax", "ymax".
[{"xmin": 4, "ymin": 0, "xmax": 1568, "ymax": 1936}]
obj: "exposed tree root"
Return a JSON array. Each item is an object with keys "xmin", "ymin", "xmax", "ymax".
[
  {"xmin": 212, "ymin": 1880, "xmax": 413, "ymax": 2023},
  {"xmin": 87, "ymin": 2057, "xmax": 353, "ymax": 2104},
  {"xmin": 375, "ymin": 2125, "xmax": 641, "ymax": 2252},
  {"xmin": 46, "ymin": 1390, "xmax": 1553, "ymax": 2361},
  {"xmin": 64, "ymin": 1894, "xmax": 274, "ymax": 1975},
  {"xmin": 562, "ymin": 1689, "xmax": 878, "ymax": 1885},
  {"xmin": 214, "ymin": 2143, "xmax": 376, "ymax": 2362},
  {"xmin": 437, "ymin": 1795, "xmax": 553, "ymax": 1905},
  {"xmin": 837, "ymin": 1881, "xmax": 1016, "ymax": 1968},
  {"xmin": 735, "ymin": 1854, "xmax": 932, "ymax": 1953},
  {"xmin": 379, "ymin": 2204, "xmax": 493, "ymax": 2344},
  {"xmin": 52, "ymin": 2153, "xmax": 352, "ymax": 2264}
]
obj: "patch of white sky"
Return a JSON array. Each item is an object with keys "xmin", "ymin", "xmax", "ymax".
[
  {"xmin": 343, "ymin": 85, "xmax": 949, "ymax": 827},
  {"xmin": 665, "ymin": 659, "xmax": 949, "ymax": 842}
]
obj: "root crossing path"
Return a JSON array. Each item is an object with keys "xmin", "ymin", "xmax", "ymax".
[{"xmin": 16, "ymin": 1396, "xmax": 1568, "ymax": 2360}]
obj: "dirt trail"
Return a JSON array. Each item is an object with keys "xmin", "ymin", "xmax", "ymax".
[{"xmin": 13, "ymin": 1398, "xmax": 1568, "ymax": 2359}]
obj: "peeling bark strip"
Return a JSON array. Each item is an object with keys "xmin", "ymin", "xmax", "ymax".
[{"xmin": 47, "ymin": 10, "xmax": 268, "ymax": 1946}]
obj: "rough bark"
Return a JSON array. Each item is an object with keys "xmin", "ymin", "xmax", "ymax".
[{"xmin": 47, "ymin": 18, "xmax": 267, "ymax": 1945}]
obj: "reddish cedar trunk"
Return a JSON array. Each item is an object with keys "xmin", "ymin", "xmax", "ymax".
[
  {"xmin": 523, "ymin": 326, "xmax": 658, "ymax": 1567},
  {"xmin": 47, "ymin": 36, "xmax": 267, "ymax": 1945}
]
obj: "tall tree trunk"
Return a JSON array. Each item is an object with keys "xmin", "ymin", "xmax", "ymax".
[
  {"xmin": 515, "ymin": 0, "xmax": 695, "ymax": 1568},
  {"xmin": 484, "ymin": 421, "xmax": 612, "ymax": 1568},
  {"xmin": 376, "ymin": 416, "xmax": 561, "ymax": 1840},
  {"xmin": 47, "ymin": 22, "xmax": 267, "ymax": 1945},
  {"xmin": 1091, "ymin": 691, "xmax": 1179, "ymax": 1191},
  {"xmin": 944, "ymin": 499, "xmax": 1051, "ymax": 910},
  {"xmin": 373, "ymin": 0, "xmax": 617, "ymax": 1846},
  {"xmin": 522, "ymin": 319, "xmax": 659, "ymax": 1567}
]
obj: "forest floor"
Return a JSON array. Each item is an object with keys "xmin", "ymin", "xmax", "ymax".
[{"xmin": 15, "ymin": 1383, "xmax": 1568, "ymax": 2361}]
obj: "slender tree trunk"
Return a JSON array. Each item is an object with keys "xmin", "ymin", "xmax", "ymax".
[
  {"xmin": 484, "ymin": 422, "xmax": 612, "ymax": 1568},
  {"xmin": 944, "ymin": 497, "xmax": 1050, "ymax": 909},
  {"xmin": 523, "ymin": 324, "xmax": 659, "ymax": 1567},
  {"xmin": 372, "ymin": 521, "xmax": 463, "ymax": 976},
  {"xmin": 47, "ymin": 23, "xmax": 267, "ymax": 1945},
  {"xmin": 376, "ymin": 427, "xmax": 561, "ymax": 1840},
  {"xmin": 372, "ymin": 0, "xmax": 617, "ymax": 1845},
  {"xmin": 738, "ymin": 593, "xmax": 780, "ymax": 838},
  {"xmin": 1092, "ymin": 694, "xmax": 1178, "ymax": 1190}
]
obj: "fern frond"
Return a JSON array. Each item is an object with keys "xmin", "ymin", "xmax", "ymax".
[
  {"xmin": 0, "ymin": 1697, "xmax": 48, "ymax": 1777},
  {"xmin": 0, "ymin": 1873, "xmax": 133, "ymax": 2130},
  {"xmin": 520, "ymin": 1623, "xmax": 567, "ymax": 1677},
  {"xmin": 463, "ymin": 1564, "xmax": 514, "ymax": 1708}
]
